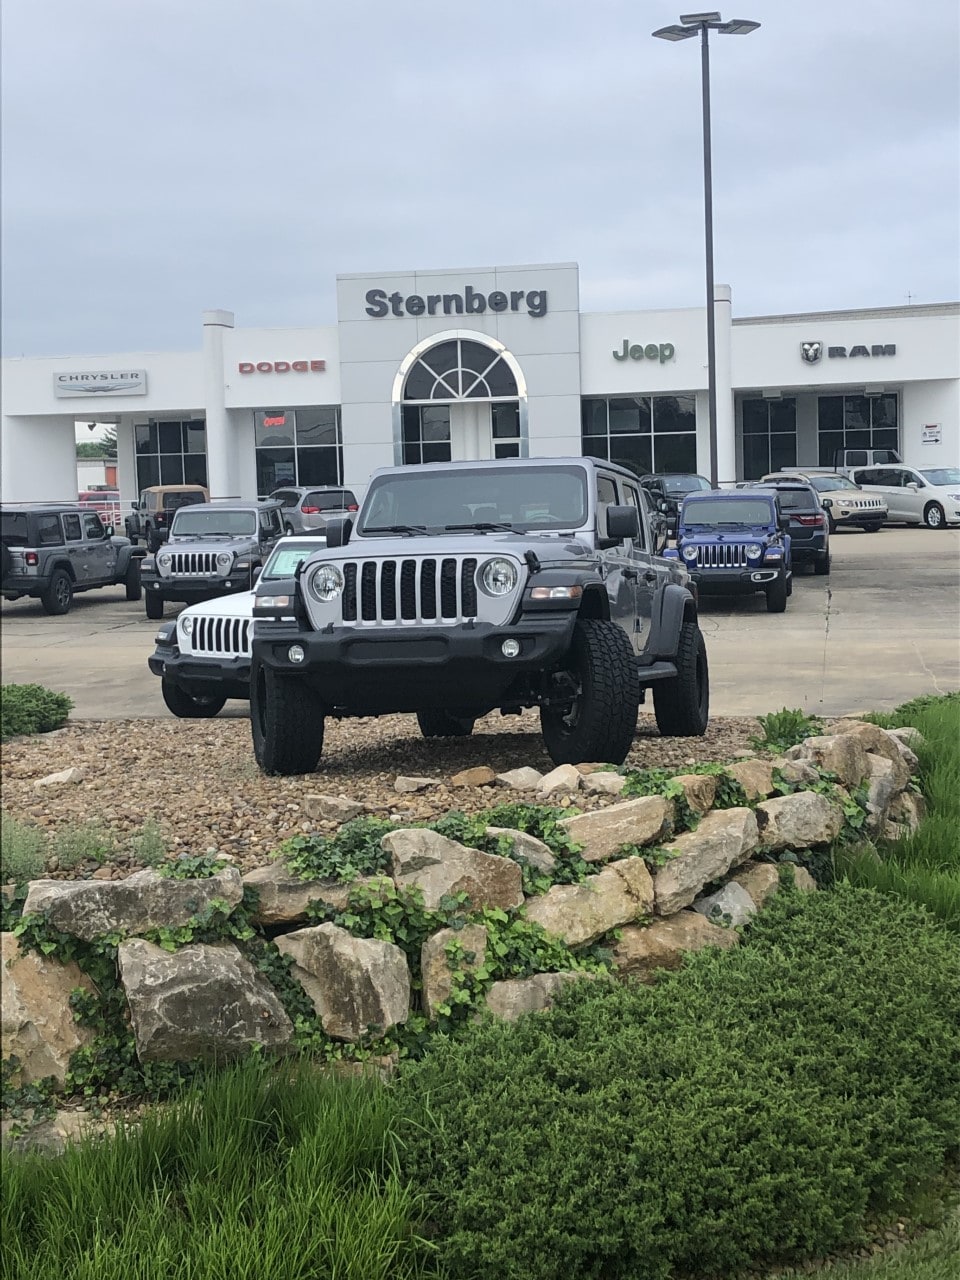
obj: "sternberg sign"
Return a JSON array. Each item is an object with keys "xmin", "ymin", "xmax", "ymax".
[{"xmin": 365, "ymin": 285, "xmax": 548, "ymax": 318}]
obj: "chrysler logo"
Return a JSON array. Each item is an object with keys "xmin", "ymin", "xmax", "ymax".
[{"xmin": 801, "ymin": 341, "xmax": 823, "ymax": 364}]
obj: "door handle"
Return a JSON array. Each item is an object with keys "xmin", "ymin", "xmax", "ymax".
[
  {"xmin": 642, "ymin": 571, "xmax": 658, "ymax": 584},
  {"xmin": 622, "ymin": 568, "xmax": 638, "ymax": 580}
]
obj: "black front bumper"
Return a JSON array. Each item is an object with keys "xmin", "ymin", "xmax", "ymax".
[
  {"xmin": 141, "ymin": 570, "xmax": 253, "ymax": 604},
  {"xmin": 253, "ymin": 615, "xmax": 580, "ymax": 715},
  {"xmin": 690, "ymin": 567, "xmax": 784, "ymax": 595},
  {"xmin": 149, "ymin": 646, "xmax": 251, "ymax": 700}
]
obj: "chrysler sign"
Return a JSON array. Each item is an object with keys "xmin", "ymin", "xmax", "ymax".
[{"xmin": 54, "ymin": 369, "xmax": 147, "ymax": 397}]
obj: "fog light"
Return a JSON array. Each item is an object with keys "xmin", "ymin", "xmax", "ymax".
[
  {"xmin": 288, "ymin": 644, "xmax": 306, "ymax": 664},
  {"xmin": 501, "ymin": 638, "xmax": 521, "ymax": 658}
]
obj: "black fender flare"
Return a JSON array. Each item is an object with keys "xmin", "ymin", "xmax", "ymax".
[
  {"xmin": 642, "ymin": 582, "xmax": 697, "ymax": 663},
  {"xmin": 47, "ymin": 557, "xmax": 76, "ymax": 582}
]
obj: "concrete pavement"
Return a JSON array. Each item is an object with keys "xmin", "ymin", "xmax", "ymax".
[{"xmin": 1, "ymin": 527, "xmax": 958, "ymax": 720}]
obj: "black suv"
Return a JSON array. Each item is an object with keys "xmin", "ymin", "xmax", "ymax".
[
  {"xmin": 1, "ymin": 504, "xmax": 143, "ymax": 615},
  {"xmin": 249, "ymin": 456, "xmax": 710, "ymax": 775},
  {"xmin": 746, "ymin": 481, "xmax": 830, "ymax": 575},
  {"xmin": 139, "ymin": 500, "xmax": 284, "ymax": 619},
  {"xmin": 639, "ymin": 473, "xmax": 712, "ymax": 533}
]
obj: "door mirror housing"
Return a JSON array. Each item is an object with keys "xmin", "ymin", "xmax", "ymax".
[
  {"xmin": 603, "ymin": 505, "xmax": 640, "ymax": 545},
  {"xmin": 906, "ymin": 481, "xmax": 919, "ymax": 491},
  {"xmin": 779, "ymin": 516, "xmax": 791, "ymax": 533},
  {"xmin": 324, "ymin": 516, "xmax": 353, "ymax": 549}
]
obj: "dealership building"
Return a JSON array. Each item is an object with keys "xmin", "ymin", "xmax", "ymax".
[{"xmin": 2, "ymin": 262, "xmax": 957, "ymax": 506}]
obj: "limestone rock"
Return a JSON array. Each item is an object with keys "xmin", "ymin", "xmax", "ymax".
[
  {"xmin": 23, "ymin": 867, "xmax": 244, "ymax": 943},
  {"xmin": 652, "ymin": 808, "xmax": 759, "ymax": 915},
  {"xmin": 1, "ymin": 933, "xmax": 96, "ymax": 1085},
  {"xmin": 693, "ymin": 881, "xmax": 756, "ymax": 928},
  {"xmin": 537, "ymin": 764, "xmax": 582, "ymax": 797},
  {"xmin": 33, "ymin": 767, "xmax": 85, "ymax": 790},
  {"xmin": 394, "ymin": 776, "xmax": 442, "ymax": 793},
  {"xmin": 118, "ymin": 939, "xmax": 292, "ymax": 1062},
  {"xmin": 451, "ymin": 766, "xmax": 497, "ymax": 788},
  {"xmin": 302, "ymin": 794, "xmax": 367, "ymax": 822},
  {"xmin": 771, "ymin": 758, "xmax": 821, "ymax": 786},
  {"xmin": 485, "ymin": 828, "xmax": 556, "ymax": 874},
  {"xmin": 495, "ymin": 767, "xmax": 544, "ymax": 791},
  {"xmin": 725, "ymin": 758, "xmax": 776, "ymax": 800},
  {"xmin": 523, "ymin": 858, "xmax": 654, "ymax": 947},
  {"xmin": 885, "ymin": 789, "xmax": 926, "ymax": 838},
  {"xmin": 581, "ymin": 771, "xmax": 628, "ymax": 796},
  {"xmin": 557, "ymin": 796, "xmax": 673, "ymax": 863},
  {"xmin": 755, "ymin": 791, "xmax": 844, "ymax": 851},
  {"xmin": 383, "ymin": 829, "xmax": 523, "ymax": 911},
  {"xmin": 484, "ymin": 972, "xmax": 585, "ymax": 1021},
  {"xmin": 793, "ymin": 735, "xmax": 869, "ymax": 788},
  {"xmin": 836, "ymin": 721, "xmax": 913, "ymax": 785},
  {"xmin": 864, "ymin": 752, "xmax": 901, "ymax": 819},
  {"xmin": 671, "ymin": 773, "xmax": 718, "ymax": 813},
  {"xmin": 790, "ymin": 865, "xmax": 818, "ymax": 893},
  {"xmin": 421, "ymin": 925, "xmax": 487, "ymax": 1020},
  {"xmin": 242, "ymin": 863, "xmax": 378, "ymax": 927},
  {"xmin": 730, "ymin": 860, "xmax": 781, "ymax": 908},
  {"xmin": 274, "ymin": 923, "xmax": 409, "ymax": 1042},
  {"xmin": 611, "ymin": 912, "xmax": 738, "ymax": 982},
  {"xmin": 2, "ymin": 1108, "xmax": 108, "ymax": 1156}
]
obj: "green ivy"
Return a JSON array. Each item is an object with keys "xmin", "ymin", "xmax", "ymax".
[
  {"xmin": 281, "ymin": 816, "xmax": 395, "ymax": 882},
  {"xmin": 1, "ymin": 1056, "xmax": 58, "ymax": 1128},
  {"xmin": 156, "ymin": 853, "xmax": 228, "ymax": 880}
]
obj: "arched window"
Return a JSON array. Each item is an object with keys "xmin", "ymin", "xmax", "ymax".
[{"xmin": 402, "ymin": 338, "xmax": 518, "ymax": 402}]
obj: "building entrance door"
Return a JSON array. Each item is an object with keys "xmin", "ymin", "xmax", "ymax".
[{"xmin": 450, "ymin": 402, "xmax": 493, "ymax": 461}]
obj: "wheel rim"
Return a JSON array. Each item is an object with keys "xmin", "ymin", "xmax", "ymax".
[
  {"xmin": 56, "ymin": 577, "xmax": 70, "ymax": 606},
  {"xmin": 927, "ymin": 506, "xmax": 943, "ymax": 528},
  {"xmin": 549, "ymin": 670, "xmax": 582, "ymax": 734}
]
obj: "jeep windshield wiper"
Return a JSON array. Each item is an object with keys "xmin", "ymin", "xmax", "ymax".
[
  {"xmin": 362, "ymin": 524, "xmax": 429, "ymax": 536},
  {"xmin": 442, "ymin": 521, "xmax": 516, "ymax": 532}
]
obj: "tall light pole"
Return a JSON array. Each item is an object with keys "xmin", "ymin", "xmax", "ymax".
[{"xmin": 653, "ymin": 12, "xmax": 760, "ymax": 488}]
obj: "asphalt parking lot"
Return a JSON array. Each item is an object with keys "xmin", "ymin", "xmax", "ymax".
[{"xmin": 1, "ymin": 527, "xmax": 957, "ymax": 721}]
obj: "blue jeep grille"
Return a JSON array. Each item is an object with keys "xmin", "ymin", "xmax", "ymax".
[{"xmin": 695, "ymin": 543, "xmax": 749, "ymax": 569}]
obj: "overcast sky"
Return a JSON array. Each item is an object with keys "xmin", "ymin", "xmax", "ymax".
[{"xmin": 2, "ymin": 0, "xmax": 958, "ymax": 359}]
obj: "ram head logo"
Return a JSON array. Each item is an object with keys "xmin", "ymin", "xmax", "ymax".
[{"xmin": 801, "ymin": 341, "xmax": 823, "ymax": 364}]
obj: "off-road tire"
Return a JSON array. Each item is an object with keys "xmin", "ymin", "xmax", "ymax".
[
  {"xmin": 786, "ymin": 573, "xmax": 793, "ymax": 598},
  {"xmin": 123, "ymin": 558, "xmax": 142, "ymax": 601},
  {"xmin": 653, "ymin": 618, "xmax": 709, "ymax": 737},
  {"xmin": 923, "ymin": 502, "xmax": 945, "ymax": 530},
  {"xmin": 814, "ymin": 551, "xmax": 831, "ymax": 576},
  {"xmin": 765, "ymin": 572, "xmax": 788, "ymax": 613},
  {"xmin": 826, "ymin": 511, "xmax": 838, "ymax": 534},
  {"xmin": 0, "ymin": 543, "xmax": 12, "ymax": 580},
  {"xmin": 161, "ymin": 680, "xmax": 226, "ymax": 719},
  {"xmin": 146, "ymin": 528, "xmax": 162, "ymax": 553},
  {"xmin": 124, "ymin": 523, "xmax": 139, "ymax": 545},
  {"xmin": 251, "ymin": 659, "xmax": 325, "ymax": 775},
  {"xmin": 40, "ymin": 568, "xmax": 73, "ymax": 616},
  {"xmin": 417, "ymin": 710, "xmax": 476, "ymax": 737},
  {"xmin": 540, "ymin": 619, "xmax": 639, "ymax": 766},
  {"xmin": 862, "ymin": 521, "xmax": 883, "ymax": 533},
  {"xmin": 145, "ymin": 592, "xmax": 164, "ymax": 620}
]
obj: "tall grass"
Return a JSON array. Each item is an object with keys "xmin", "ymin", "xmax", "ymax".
[
  {"xmin": 839, "ymin": 695, "xmax": 960, "ymax": 928},
  {"xmin": 1, "ymin": 1057, "xmax": 435, "ymax": 1280}
]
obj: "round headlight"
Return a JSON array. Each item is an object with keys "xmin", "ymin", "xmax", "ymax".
[
  {"xmin": 746, "ymin": 544, "xmax": 763, "ymax": 558},
  {"xmin": 308, "ymin": 563, "xmax": 344, "ymax": 602},
  {"xmin": 178, "ymin": 613, "xmax": 193, "ymax": 636},
  {"xmin": 158, "ymin": 553, "xmax": 172, "ymax": 568},
  {"xmin": 681, "ymin": 545, "xmax": 698, "ymax": 561},
  {"xmin": 479, "ymin": 557, "xmax": 518, "ymax": 596},
  {"xmin": 216, "ymin": 551, "xmax": 233, "ymax": 567}
]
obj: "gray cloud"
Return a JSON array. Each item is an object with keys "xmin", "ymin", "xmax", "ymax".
[{"xmin": 2, "ymin": 0, "xmax": 957, "ymax": 356}]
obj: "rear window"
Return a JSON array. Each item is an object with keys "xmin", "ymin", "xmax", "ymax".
[
  {"xmin": 163, "ymin": 492, "xmax": 205, "ymax": 512},
  {"xmin": 1, "ymin": 512, "xmax": 29, "ymax": 545},
  {"xmin": 271, "ymin": 491, "xmax": 300, "ymax": 508},
  {"xmin": 307, "ymin": 491, "xmax": 348, "ymax": 510},
  {"xmin": 765, "ymin": 489, "xmax": 816, "ymax": 511}
]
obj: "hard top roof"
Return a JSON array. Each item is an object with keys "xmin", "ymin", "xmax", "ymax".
[{"xmin": 368, "ymin": 455, "xmax": 643, "ymax": 485}]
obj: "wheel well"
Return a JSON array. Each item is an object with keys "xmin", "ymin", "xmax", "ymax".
[
  {"xmin": 49, "ymin": 560, "xmax": 75, "ymax": 582},
  {"xmin": 577, "ymin": 586, "xmax": 609, "ymax": 621}
]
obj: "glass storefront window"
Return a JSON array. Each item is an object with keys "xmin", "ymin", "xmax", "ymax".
[
  {"xmin": 817, "ymin": 394, "xmax": 899, "ymax": 466},
  {"xmin": 402, "ymin": 405, "xmax": 451, "ymax": 465},
  {"xmin": 135, "ymin": 419, "xmax": 207, "ymax": 493},
  {"xmin": 653, "ymin": 395, "xmax": 696, "ymax": 433},
  {"xmin": 580, "ymin": 396, "xmax": 696, "ymax": 478},
  {"xmin": 255, "ymin": 406, "xmax": 342, "ymax": 495},
  {"xmin": 739, "ymin": 399, "xmax": 797, "ymax": 479}
]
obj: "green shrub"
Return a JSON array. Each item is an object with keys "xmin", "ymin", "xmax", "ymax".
[
  {"xmin": 128, "ymin": 818, "xmax": 168, "ymax": 868},
  {"xmin": 0, "ymin": 813, "xmax": 47, "ymax": 884},
  {"xmin": 395, "ymin": 886, "xmax": 960, "ymax": 1280},
  {"xmin": 49, "ymin": 821, "xmax": 116, "ymax": 870},
  {"xmin": 0, "ymin": 684, "xmax": 72, "ymax": 740},
  {"xmin": 750, "ymin": 706, "xmax": 823, "ymax": 752}
]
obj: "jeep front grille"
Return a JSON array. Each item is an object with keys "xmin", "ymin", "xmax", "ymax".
[
  {"xmin": 341, "ymin": 557, "xmax": 480, "ymax": 625},
  {"xmin": 189, "ymin": 616, "xmax": 251, "ymax": 658},
  {"xmin": 694, "ymin": 543, "xmax": 749, "ymax": 569},
  {"xmin": 168, "ymin": 552, "xmax": 221, "ymax": 576}
]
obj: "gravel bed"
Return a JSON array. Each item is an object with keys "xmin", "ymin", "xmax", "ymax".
[{"xmin": 2, "ymin": 711, "xmax": 766, "ymax": 878}]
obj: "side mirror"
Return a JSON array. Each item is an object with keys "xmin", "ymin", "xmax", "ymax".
[
  {"xmin": 251, "ymin": 565, "xmax": 262, "ymax": 582},
  {"xmin": 104, "ymin": 525, "xmax": 115, "ymax": 538},
  {"xmin": 604, "ymin": 505, "xmax": 640, "ymax": 542},
  {"xmin": 157, "ymin": 528, "xmax": 169, "ymax": 544},
  {"xmin": 779, "ymin": 516, "xmax": 791, "ymax": 532},
  {"xmin": 906, "ymin": 481, "xmax": 919, "ymax": 491},
  {"xmin": 130, "ymin": 501, "xmax": 138, "ymax": 510},
  {"xmin": 325, "ymin": 516, "xmax": 353, "ymax": 549}
]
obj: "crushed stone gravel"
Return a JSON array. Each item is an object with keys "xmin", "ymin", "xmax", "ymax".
[{"xmin": 3, "ymin": 710, "xmax": 769, "ymax": 878}]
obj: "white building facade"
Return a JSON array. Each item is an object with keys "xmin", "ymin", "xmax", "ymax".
[{"xmin": 2, "ymin": 262, "xmax": 957, "ymax": 506}]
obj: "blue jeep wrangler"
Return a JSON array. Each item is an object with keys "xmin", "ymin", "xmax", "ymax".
[{"xmin": 669, "ymin": 489, "xmax": 792, "ymax": 613}]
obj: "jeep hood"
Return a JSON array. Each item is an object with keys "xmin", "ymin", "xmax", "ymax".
[{"xmin": 303, "ymin": 531, "xmax": 593, "ymax": 564}]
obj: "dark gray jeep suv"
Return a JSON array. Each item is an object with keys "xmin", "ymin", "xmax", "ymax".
[
  {"xmin": 249, "ymin": 457, "xmax": 710, "ymax": 774},
  {"xmin": 1, "ymin": 503, "xmax": 143, "ymax": 614}
]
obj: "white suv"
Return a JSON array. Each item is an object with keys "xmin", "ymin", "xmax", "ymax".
[{"xmin": 850, "ymin": 465, "xmax": 960, "ymax": 529}]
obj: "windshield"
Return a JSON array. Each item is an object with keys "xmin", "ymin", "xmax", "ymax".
[
  {"xmin": 920, "ymin": 469, "xmax": 960, "ymax": 486},
  {"xmin": 808, "ymin": 475, "xmax": 859, "ymax": 493},
  {"xmin": 662, "ymin": 475, "xmax": 711, "ymax": 495},
  {"xmin": 171, "ymin": 510, "xmax": 257, "ymax": 537},
  {"xmin": 682, "ymin": 498, "xmax": 776, "ymax": 526},
  {"xmin": 357, "ymin": 465, "xmax": 589, "ymax": 535},
  {"xmin": 1, "ymin": 512, "xmax": 29, "ymax": 545},
  {"xmin": 262, "ymin": 541, "xmax": 325, "ymax": 578}
]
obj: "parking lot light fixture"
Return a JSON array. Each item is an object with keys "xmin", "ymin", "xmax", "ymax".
[{"xmin": 653, "ymin": 12, "xmax": 760, "ymax": 488}]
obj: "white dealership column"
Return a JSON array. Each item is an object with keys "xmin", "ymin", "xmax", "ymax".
[
  {"xmin": 202, "ymin": 309, "xmax": 235, "ymax": 498},
  {"xmin": 714, "ymin": 284, "xmax": 736, "ymax": 486}
]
